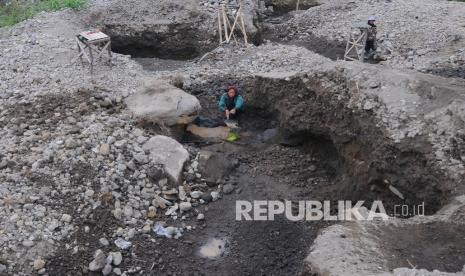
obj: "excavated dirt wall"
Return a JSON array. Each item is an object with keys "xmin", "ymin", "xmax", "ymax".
[
  {"xmin": 246, "ymin": 73, "xmax": 448, "ymax": 213},
  {"xmin": 106, "ymin": 23, "xmax": 212, "ymax": 59},
  {"xmin": 182, "ymin": 71, "xmax": 449, "ymax": 214}
]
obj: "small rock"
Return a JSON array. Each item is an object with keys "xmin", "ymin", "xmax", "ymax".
[
  {"xmin": 88, "ymin": 250, "xmax": 106, "ymax": 271},
  {"xmin": 185, "ymin": 173, "xmax": 196, "ymax": 182},
  {"xmin": 111, "ymin": 251, "xmax": 123, "ymax": 266},
  {"xmin": 114, "ymin": 140, "xmax": 126, "ymax": 148},
  {"xmin": 22, "ymin": 240, "xmax": 34, "ymax": 247},
  {"xmin": 211, "ymin": 191, "xmax": 220, "ymax": 201},
  {"xmin": 153, "ymin": 195, "xmax": 171, "ymax": 209},
  {"xmin": 113, "ymin": 208, "xmax": 122, "ymax": 220},
  {"xmin": 200, "ymin": 193, "xmax": 213, "ymax": 203},
  {"xmin": 147, "ymin": 206, "xmax": 157, "ymax": 218},
  {"xmin": 133, "ymin": 152, "xmax": 149, "ymax": 164},
  {"xmin": 0, "ymin": 263, "xmax": 6, "ymax": 273},
  {"xmin": 102, "ymin": 264, "xmax": 112, "ymax": 275},
  {"xmin": 123, "ymin": 205, "xmax": 133, "ymax": 218},
  {"xmin": 197, "ymin": 213, "xmax": 205, "ymax": 220},
  {"xmin": 127, "ymin": 228, "xmax": 136, "ymax": 239},
  {"xmin": 85, "ymin": 189, "xmax": 95, "ymax": 197},
  {"xmin": 178, "ymin": 186, "xmax": 187, "ymax": 200},
  {"xmin": 165, "ymin": 204, "xmax": 179, "ymax": 216},
  {"xmin": 368, "ymin": 81, "xmax": 381, "ymax": 88},
  {"xmin": 142, "ymin": 224, "xmax": 151, "ymax": 233},
  {"xmin": 136, "ymin": 135, "xmax": 148, "ymax": 144},
  {"xmin": 99, "ymin": 143, "xmax": 110, "ymax": 155},
  {"xmin": 179, "ymin": 202, "xmax": 192, "ymax": 212},
  {"xmin": 113, "ymin": 267, "xmax": 122, "ymax": 275},
  {"xmin": 190, "ymin": 191, "xmax": 203, "ymax": 199},
  {"xmin": 33, "ymin": 257, "xmax": 46, "ymax": 271},
  {"xmin": 222, "ymin": 184, "xmax": 234, "ymax": 194},
  {"xmin": 99, "ymin": 99, "xmax": 113, "ymax": 108},
  {"xmin": 0, "ymin": 160, "xmax": 7, "ymax": 170},
  {"xmin": 99, "ymin": 237, "xmax": 110, "ymax": 247},
  {"xmin": 61, "ymin": 214, "xmax": 72, "ymax": 223}
]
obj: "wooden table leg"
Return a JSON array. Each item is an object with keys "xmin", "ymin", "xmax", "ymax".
[
  {"xmin": 108, "ymin": 41, "xmax": 112, "ymax": 67},
  {"xmin": 88, "ymin": 43, "xmax": 94, "ymax": 74}
]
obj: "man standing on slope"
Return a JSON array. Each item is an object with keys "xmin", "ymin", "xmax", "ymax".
[{"xmin": 365, "ymin": 16, "xmax": 377, "ymax": 59}]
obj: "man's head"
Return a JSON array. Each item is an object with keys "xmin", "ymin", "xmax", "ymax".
[
  {"xmin": 227, "ymin": 86, "xmax": 238, "ymax": 98},
  {"xmin": 368, "ymin": 16, "xmax": 376, "ymax": 25}
]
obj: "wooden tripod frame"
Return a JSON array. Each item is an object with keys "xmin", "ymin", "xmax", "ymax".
[
  {"xmin": 344, "ymin": 30, "xmax": 367, "ymax": 62},
  {"xmin": 217, "ymin": 3, "xmax": 248, "ymax": 45}
]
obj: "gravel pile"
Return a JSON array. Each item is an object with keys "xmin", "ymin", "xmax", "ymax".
[{"xmin": 0, "ymin": 9, "xmax": 224, "ymax": 275}]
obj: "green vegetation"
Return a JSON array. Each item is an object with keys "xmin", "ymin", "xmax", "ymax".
[{"xmin": 0, "ymin": 0, "xmax": 87, "ymax": 27}]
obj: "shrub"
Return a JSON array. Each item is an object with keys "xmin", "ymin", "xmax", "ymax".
[{"xmin": 0, "ymin": 0, "xmax": 87, "ymax": 28}]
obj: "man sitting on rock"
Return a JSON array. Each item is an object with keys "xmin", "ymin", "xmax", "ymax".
[
  {"xmin": 219, "ymin": 85, "xmax": 245, "ymax": 120},
  {"xmin": 364, "ymin": 16, "xmax": 377, "ymax": 59}
]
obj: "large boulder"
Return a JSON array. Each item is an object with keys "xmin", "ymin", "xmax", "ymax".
[
  {"xmin": 126, "ymin": 79, "xmax": 201, "ymax": 126},
  {"xmin": 142, "ymin": 135, "xmax": 189, "ymax": 183}
]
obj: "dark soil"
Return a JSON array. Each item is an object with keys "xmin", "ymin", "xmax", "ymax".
[
  {"xmin": 107, "ymin": 24, "xmax": 207, "ymax": 60},
  {"xmin": 379, "ymin": 222, "xmax": 465, "ymax": 272},
  {"xmin": 426, "ymin": 66, "xmax": 465, "ymax": 79},
  {"xmin": 46, "ymin": 125, "xmax": 334, "ymax": 275},
  {"xmin": 275, "ymin": 35, "xmax": 347, "ymax": 61},
  {"xmin": 47, "ymin": 207, "xmax": 124, "ymax": 275},
  {"xmin": 261, "ymin": 23, "xmax": 346, "ymax": 61},
  {"xmin": 134, "ymin": 57, "xmax": 191, "ymax": 71}
]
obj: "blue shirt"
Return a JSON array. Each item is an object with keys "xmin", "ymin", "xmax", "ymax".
[{"xmin": 219, "ymin": 93, "xmax": 245, "ymax": 112}]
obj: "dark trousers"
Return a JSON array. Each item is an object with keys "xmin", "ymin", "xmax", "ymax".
[{"xmin": 365, "ymin": 40, "xmax": 376, "ymax": 52}]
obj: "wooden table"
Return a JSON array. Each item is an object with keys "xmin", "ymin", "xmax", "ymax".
[{"xmin": 72, "ymin": 30, "xmax": 112, "ymax": 74}]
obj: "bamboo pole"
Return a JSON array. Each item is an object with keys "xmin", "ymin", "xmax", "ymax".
[
  {"xmin": 227, "ymin": 7, "xmax": 241, "ymax": 43},
  {"xmin": 296, "ymin": 0, "xmax": 300, "ymax": 11},
  {"xmin": 218, "ymin": 8, "xmax": 223, "ymax": 43},
  {"xmin": 225, "ymin": 10, "xmax": 238, "ymax": 44},
  {"xmin": 239, "ymin": 6, "xmax": 248, "ymax": 45},
  {"xmin": 221, "ymin": 5, "xmax": 229, "ymax": 43}
]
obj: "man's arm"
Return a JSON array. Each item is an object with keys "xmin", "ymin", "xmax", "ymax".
[
  {"xmin": 235, "ymin": 95, "xmax": 244, "ymax": 110},
  {"xmin": 219, "ymin": 94, "xmax": 227, "ymax": 111}
]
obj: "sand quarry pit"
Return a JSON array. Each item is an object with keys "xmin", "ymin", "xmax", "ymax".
[{"xmin": 2, "ymin": 0, "xmax": 465, "ymax": 275}]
